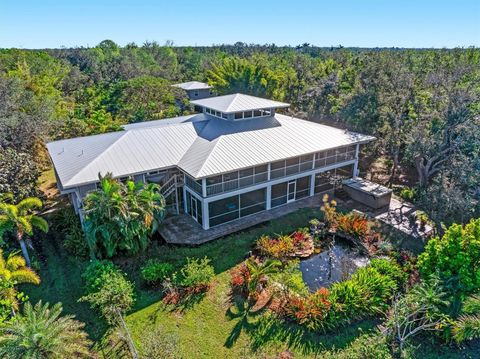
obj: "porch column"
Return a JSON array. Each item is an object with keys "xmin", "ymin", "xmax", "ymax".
[
  {"xmin": 309, "ymin": 173, "xmax": 315, "ymax": 197},
  {"xmin": 202, "ymin": 199, "xmax": 210, "ymax": 230},
  {"xmin": 202, "ymin": 178, "xmax": 207, "ymax": 197},
  {"xmin": 267, "ymin": 163, "xmax": 271, "ymax": 181},
  {"xmin": 266, "ymin": 185, "xmax": 272, "ymax": 210},
  {"xmin": 353, "ymin": 144, "xmax": 360, "ymax": 178},
  {"xmin": 183, "ymin": 184, "xmax": 188, "ymax": 213}
]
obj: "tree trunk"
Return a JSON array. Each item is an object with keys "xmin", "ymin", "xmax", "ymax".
[
  {"xmin": 388, "ymin": 150, "xmax": 400, "ymax": 188},
  {"xmin": 116, "ymin": 309, "xmax": 139, "ymax": 359},
  {"xmin": 415, "ymin": 155, "xmax": 429, "ymax": 187},
  {"xmin": 18, "ymin": 235, "xmax": 31, "ymax": 267}
]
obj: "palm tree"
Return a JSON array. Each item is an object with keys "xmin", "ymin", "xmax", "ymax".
[
  {"xmin": 0, "ymin": 195, "xmax": 48, "ymax": 267},
  {"xmin": 0, "ymin": 249, "xmax": 40, "ymax": 315},
  {"xmin": 244, "ymin": 258, "xmax": 282, "ymax": 299},
  {"xmin": 0, "ymin": 301, "xmax": 91, "ymax": 358}
]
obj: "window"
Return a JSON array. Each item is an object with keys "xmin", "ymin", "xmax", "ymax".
[
  {"xmin": 194, "ymin": 91, "xmax": 199, "ymax": 97},
  {"xmin": 254, "ymin": 110, "xmax": 262, "ymax": 117},
  {"xmin": 207, "ymin": 175, "xmax": 222, "ymax": 186},
  {"xmin": 254, "ymin": 164, "xmax": 268, "ymax": 183},
  {"xmin": 240, "ymin": 188, "xmax": 266, "ymax": 217},
  {"xmin": 243, "ymin": 111, "xmax": 253, "ymax": 119},
  {"xmin": 208, "ymin": 195, "xmax": 239, "ymax": 227},
  {"xmin": 235, "ymin": 112, "xmax": 243, "ymax": 119},
  {"xmin": 286, "ymin": 157, "xmax": 300, "ymax": 175},
  {"xmin": 222, "ymin": 113, "xmax": 228, "ymax": 119},
  {"xmin": 239, "ymin": 168, "xmax": 254, "ymax": 187},
  {"xmin": 314, "ymin": 171, "xmax": 334, "ymax": 194},
  {"xmin": 270, "ymin": 160, "xmax": 286, "ymax": 179},
  {"xmin": 271, "ymin": 182, "xmax": 288, "ymax": 208},
  {"xmin": 296, "ymin": 176, "xmax": 311, "ymax": 199},
  {"xmin": 261, "ymin": 109, "xmax": 271, "ymax": 116},
  {"xmin": 223, "ymin": 171, "xmax": 239, "ymax": 191}
]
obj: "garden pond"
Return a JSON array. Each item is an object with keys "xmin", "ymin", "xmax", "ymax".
[{"xmin": 300, "ymin": 237, "xmax": 370, "ymax": 291}]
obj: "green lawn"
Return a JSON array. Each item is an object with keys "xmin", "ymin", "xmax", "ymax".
[{"xmin": 23, "ymin": 207, "xmax": 480, "ymax": 358}]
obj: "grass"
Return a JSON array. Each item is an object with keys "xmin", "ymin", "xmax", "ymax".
[{"xmin": 23, "ymin": 207, "xmax": 480, "ymax": 358}]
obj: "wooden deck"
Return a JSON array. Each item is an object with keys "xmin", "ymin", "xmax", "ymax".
[{"xmin": 159, "ymin": 194, "xmax": 324, "ymax": 245}]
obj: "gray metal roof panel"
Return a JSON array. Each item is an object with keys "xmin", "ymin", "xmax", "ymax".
[
  {"xmin": 172, "ymin": 81, "xmax": 212, "ymax": 90},
  {"xmin": 48, "ymin": 102, "xmax": 374, "ymax": 188},
  {"xmin": 190, "ymin": 93, "xmax": 290, "ymax": 113}
]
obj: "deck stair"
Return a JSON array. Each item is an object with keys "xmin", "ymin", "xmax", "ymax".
[{"xmin": 159, "ymin": 174, "xmax": 183, "ymax": 215}]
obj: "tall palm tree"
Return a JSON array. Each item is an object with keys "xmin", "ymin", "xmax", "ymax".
[
  {"xmin": 0, "ymin": 195, "xmax": 48, "ymax": 267},
  {"xmin": 0, "ymin": 301, "xmax": 91, "ymax": 358},
  {"xmin": 0, "ymin": 249, "xmax": 40, "ymax": 315}
]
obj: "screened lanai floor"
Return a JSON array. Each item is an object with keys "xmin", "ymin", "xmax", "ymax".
[{"xmin": 159, "ymin": 194, "xmax": 325, "ymax": 245}]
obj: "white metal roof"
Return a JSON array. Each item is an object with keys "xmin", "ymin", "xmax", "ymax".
[
  {"xmin": 190, "ymin": 93, "xmax": 290, "ymax": 113},
  {"xmin": 172, "ymin": 81, "xmax": 212, "ymax": 90},
  {"xmin": 48, "ymin": 99, "xmax": 374, "ymax": 190}
]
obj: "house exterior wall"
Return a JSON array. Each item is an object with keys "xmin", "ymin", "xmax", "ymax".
[
  {"xmin": 186, "ymin": 88, "xmax": 213, "ymax": 100},
  {"xmin": 183, "ymin": 154, "xmax": 358, "ymax": 230}
]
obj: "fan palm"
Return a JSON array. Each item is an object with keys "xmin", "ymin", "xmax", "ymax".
[
  {"xmin": 0, "ymin": 301, "xmax": 91, "ymax": 358},
  {"xmin": 0, "ymin": 195, "xmax": 48, "ymax": 267},
  {"xmin": 0, "ymin": 249, "xmax": 40, "ymax": 314}
]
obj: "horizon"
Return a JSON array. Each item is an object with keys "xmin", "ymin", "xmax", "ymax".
[{"xmin": 1, "ymin": 0, "xmax": 479, "ymax": 49}]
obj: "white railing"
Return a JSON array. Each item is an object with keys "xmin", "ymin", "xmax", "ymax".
[{"xmin": 206, "ymin": 171, "xmax": 268, "ymax": 196}]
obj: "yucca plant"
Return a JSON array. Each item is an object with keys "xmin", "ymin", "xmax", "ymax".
[
  {"xmin": 0, "ymin": 194, "xmax": 48, "ymax": 267},
  {"xmin": 0, "ymin": 249, "xmax": 40, "ymax": 315},
  {"xmin": 0, "ymin": 301, "xmax": 91, "ymax": 358}
]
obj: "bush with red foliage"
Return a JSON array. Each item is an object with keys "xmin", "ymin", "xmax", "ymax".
[
  {"xmin": 284, "ymin": 287, "xmax": 334, "ymax": 331},
  {"xmin": 230, "ymin": 262, "xmax": 251, "ymax": 295}
]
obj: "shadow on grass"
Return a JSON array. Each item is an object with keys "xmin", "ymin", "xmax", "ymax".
[
  {"xmin": 250, "ymin": 316, "xmax": 379, "ymax": 355},
  {"xmin": 224, "ymin": 296, "xmax": 268, "ymax": 348},
  {"xmin": 224, "ymin": 295, "xmax": 380, "ymax": 356}
]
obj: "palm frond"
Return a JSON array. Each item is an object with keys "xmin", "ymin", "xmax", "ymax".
[
  {"xmin": 17, "ymin": 197, "xmax": 43, "ymax": 213},
  {"xmin": 454, "ymin": 314, "xmax": 480, "ymax": 342},
  {"xmin": 30, "ymin": 215, "xmax": 49, "ymax": 233}
]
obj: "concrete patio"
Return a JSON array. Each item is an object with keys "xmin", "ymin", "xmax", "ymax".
[{"xmin": 159, "ymin": 194, "xmax": 324, "ymax": 245}]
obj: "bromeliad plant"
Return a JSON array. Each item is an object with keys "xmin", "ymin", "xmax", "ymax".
[{"xmin": 83, "ymin": 173, "xmax": 166, "ymax": 258}]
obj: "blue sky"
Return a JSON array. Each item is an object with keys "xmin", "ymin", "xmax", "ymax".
[{"xmin": 1, "ymin": 0, "xmax": 479, "ymax": 48}]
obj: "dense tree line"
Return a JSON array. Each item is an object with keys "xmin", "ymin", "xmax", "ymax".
[{"xmin": 0, "ymin": 41, "xmax": 479, "ymax": 227}]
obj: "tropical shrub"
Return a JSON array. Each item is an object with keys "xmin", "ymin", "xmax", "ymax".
[
  {"xmin": 83, "ymin": 173, "xmax": 166, "ymax": 258},
  {"xmin": 256, "ymin": 234, "xmax": 294, "ymax": 259},
  {"xmin": 336, "ymin": 213, "xmax": 370, "ymax": 239},
  {"xmin": 256, "ymin": 229, "xmax": 312, "ymax": 259},
  {"xmin": 82, "ymin": 260, "xmax": 119, "ymax": 295},
  {"xmin": 418, "ymin": 218, "xmax": 480, "ymax": 296},
  {"xmin": 50, "ymin": 207, "xmax": 88, "ymax": 258},
  {"xmin": 399, "ymin": 187, "xmax": 416, "ymax": 202},
  {"xmin": 80, "ymin": 266, "xmax": 135, "ymax": 325},
  {"xmin": 141, "ymin": 260, "xmax": 174, "ymax": 284},
  {"xmin": 287, "ymin": 259, "xmax": 400, "ymax": 331},
  {"xmin": 285, "ymin": 287, "xmax": 333, "ymax": 331},
  {"xmin": 369, "ymin": 258, "xmax": 408, "ymax": 289},
  {"xmin": 0, "ymin": 301, "xmax": 91, "ymax": 358},
  {"xmin": 230, "ymin": 258, "xmax": 282, "ymax": 300},
  {"xmin": 178, "ymin": 257, "xmax": 215, "ymax": 289}
]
